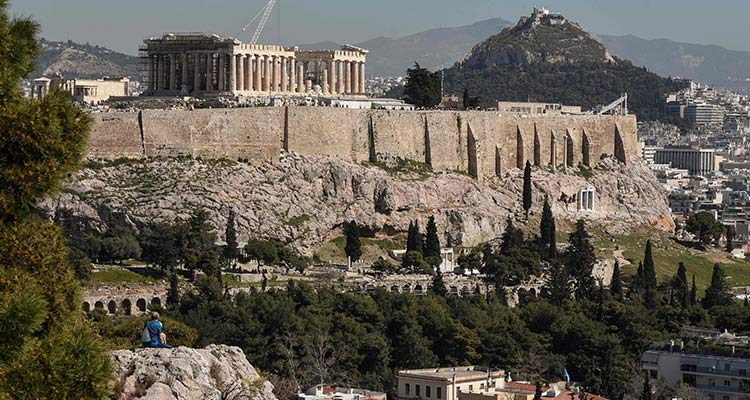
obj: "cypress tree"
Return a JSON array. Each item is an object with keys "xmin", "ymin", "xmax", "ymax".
[
  {"xmin": 641, "ymin": 372, "xmax": 652, "ymax": 400},
  {"xmin": 344, "ymin": 221, "xmax": 363, "ymax": 262},
  {"xmin": 406, "ymin": 220, "xmax": 423, "ymax": 254},
  {"xmin": 523, "ymin": 161, "xmax": 533, "ymax": 219},
  {"xmin": 430, "ymin": 269, "xmax": 448, "ymax": 296},
  {"xmin": 424, "ymin": 216, "xmax": 441, "ymax": 258},
  {"xmin": 167, "ymin": 272, "xmax": 181, "ymax": 306},
  {"xmin": 223, "ymin": 209, "xmax": 239, "ymax": 268},
  {"xmin": 540, "ymin": 195, "xmax": 557, "ymax": 257},
  {"xmin": 726, "ymin": 226, "xmax": 735, "ymax": 252},
  {"xmin": 690, "ymin": 274, "xmax": 698, "ymax": 306},
  {"xmin": 500, "ymin": 217, "xmax": 524, "ymax": 254},
  {"xmin": 643, "ymin": 240, "xmax": 658, "ymax": 308},
  {"xmin": 533, "ymin": 382, "xmax": 543, "ymax": 400},
  {"xmin": 566, "ymin": 219, "xmax": 596, "ymax": 301},
  {"xmin": 610, "ymin": 260, "xmax": 623, "ymax": 300},
  {"xmin": 673, "ymin": 262, "xmax": 689, "ymax": 308},
  {"xmin": 703, "ymin": 263, "xmax": 732, "ymax": 309},
  {"xmin": 542, "ymin": 260, "xmax": 571, "ymax": 304}
]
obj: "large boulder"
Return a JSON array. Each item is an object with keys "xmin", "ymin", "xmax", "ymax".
[{"xmin": 110, "ymin": 344, "xmax": 277, "ymax": 400}]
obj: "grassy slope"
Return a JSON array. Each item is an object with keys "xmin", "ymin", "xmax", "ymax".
[
  {"xmin": 88, "ymin": 269, "xmax": 159, "ymax": 285},
  {"xmin": 592, "ymin": 226, "xmax": 750, "ymax": 291}
]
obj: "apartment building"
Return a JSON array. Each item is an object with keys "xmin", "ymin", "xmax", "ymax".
[
  {"xmin": 396, "ymin": 367, "xmax": 505, "ymax": 400},
  {"xmin": 642, "ymin": 349, "xmax": 750, "ymax": 400}
]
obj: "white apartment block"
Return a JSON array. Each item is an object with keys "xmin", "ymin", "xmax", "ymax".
[
  {"xmin": 643, "ymin": 350, "xmax": 750, "ymax": 400},
  {"xmin": 396, "ymin": 367, "xmax": 505, "ymax": 400}
]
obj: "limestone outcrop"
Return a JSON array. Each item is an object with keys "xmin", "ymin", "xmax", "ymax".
[
  {"xmin": 41, "ymin": 153, "xmax": 672, "ymax": 253},
  {"xmin": 110, "ymin": 344, "xmax": 277, "ymax": 400}
]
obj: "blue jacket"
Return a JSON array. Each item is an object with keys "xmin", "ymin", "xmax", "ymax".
[{"xmin": 144, "ymin": 319, "xmax": 163, "ymax": 347}]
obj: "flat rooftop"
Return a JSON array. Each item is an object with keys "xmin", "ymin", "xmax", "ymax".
[{"xmin": 397, "ymin": 367, "xmax": 504, "ymax": 382}]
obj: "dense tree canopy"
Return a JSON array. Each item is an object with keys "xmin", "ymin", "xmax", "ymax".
[
  {"xmin": 404, "ymin": 63, "xmax": 441, "ymax": 108},
  {"xmin": 0, "ymin": 1, "xmax": 111, "ymax": 396}
]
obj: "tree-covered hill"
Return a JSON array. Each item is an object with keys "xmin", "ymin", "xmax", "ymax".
[
  {"xmin": 443, "ymin": 9, "xmax": 688, "ymax": 120},
  {"xmin": 444, "ymin": 58, "xmax": 687, "ymax": 120}
]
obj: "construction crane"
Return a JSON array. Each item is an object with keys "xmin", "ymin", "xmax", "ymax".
[{"xmin": 241, "ymin": 0, "xmax": 277, "ymax": 45}]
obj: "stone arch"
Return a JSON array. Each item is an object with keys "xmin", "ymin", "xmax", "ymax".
[
  {"xmin": 533, "ymin": 124, "xmax": 541, "ymax": 166},
  {"xmin": 414, "ymin": 284, "xmax": 424, "ymax": 295},
  {"xmin": 529, "ymin": 288, "xmax": 537, "ymax": 297},
  {"xmin": 495, "ymin": 145, "xmax": 502, "ymax": 177},
  {"xmin": 150, "ymin": 297, "xmax": 162, "ymax": 309},
  {"xmin": 550, "ymin": 130, "xmax": 557, "ymax": 168},
  {"xmin": 136, "ymin": 298, "xmax": 147, "ymax": 312},
  {"xmin": 467, "ymin": 124, "xmax": 478, "ymax": 178},
  {"xmin": 402, "ymin": 284, "xmax": 411, "ymax": 293},
  {"xmin": 120, "ymin": 299, "xmax": 132, "ymax": 316},
  {"xmin": 94, "ymin": 301, "xmax": 104, "ymax": 310},
  {"xmin": 565, "ymin": 131, "xmax": 574, "ymax": 167},
  {"xmin": 516, "ymin": 126, "xmax": 524, "ymax": 169},
  {"xmin": 461, "ymin": 286, "xmax": 471, "ymax": 295},
  {"xmin": 107, "ymin": 300, "xmax": 117, "ymax": 315},
  {"xmin": 581, "ymin": 129, "xmax": 591, "ymax": 167},
  {"xmin": 449, "ymin": 286, "xmax": 458, "ymax": 295},
  {"xmin": 82, "ymin": 302, "xmax": 91, "ymax": 313},
  {"xmin": 390, "ymin": 285, "xmax": 400, "ymax": 293},
  {"xmin": 614, "ymin": 123, "xmax": 627, "ymax": 164}
]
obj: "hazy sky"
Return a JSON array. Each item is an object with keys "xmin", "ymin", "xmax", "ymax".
[{"xmin": 10, "ymin": 0, "xmax": 750, "ymax": 55}]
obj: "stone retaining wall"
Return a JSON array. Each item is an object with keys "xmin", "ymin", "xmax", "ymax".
[{"xmin": 87, "ymin": 107, "xmax": 637, "ymax": 177}]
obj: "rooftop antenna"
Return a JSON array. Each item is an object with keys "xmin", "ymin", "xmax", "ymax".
[{"xmin": 241, "ymin": 0, "xmax": 277, "ymax": 45}]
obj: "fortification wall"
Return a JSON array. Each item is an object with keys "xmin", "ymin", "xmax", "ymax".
[{"xmin": 87, "ymin": 107, "xmax": 637, "ymax": 178}]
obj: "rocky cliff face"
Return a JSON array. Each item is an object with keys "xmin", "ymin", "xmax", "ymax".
[
  {"xmin": 110, "ymin": 345, "xmax": 277, "ymax": 400},
  {"xmin": 41, "ymin": 153, "xmax": 672, "ymax": 253}
]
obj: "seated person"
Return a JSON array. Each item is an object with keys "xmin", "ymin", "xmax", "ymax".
[{"xmin": 141, "ymin": 311, "xmax": 173, "ymax": 349}]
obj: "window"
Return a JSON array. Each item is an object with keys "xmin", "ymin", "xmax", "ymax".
[
  {"xmin": 724, "ymin": 380, "xmax": 730, "ymax": 387},
  {"xmin": 468, "ymin": 385, "xmax": 473, "ymax": 391},
  {"xmin": 405, "ymin": 383, "xmax": 410, "ymax": 396},
  {"xmin": 416, "ymin": 385, "xmax": 420, "ymax": 397},
  {"xmin": 426, "ymin": 386, "xmax": 431, "ymax": 398},
  {"xmin": 436, "ymin": 387, "xmax": 442, "ymax": 399}
]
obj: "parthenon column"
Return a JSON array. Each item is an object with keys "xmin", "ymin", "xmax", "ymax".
[
  {"xmin": 206, "ymin": 53, "xmax": 214, "ymax": 92},
  {"xmin": 322, "ymin": 69, "xmax": 329, "ymax": 94},
  {"xmin": 289, "ymin": 58, "xmax": 296, "ymax": 93},
  {"xmin": 218, "ymin": 54, "xmax": 226, "ymax": 92},
  {"xmin": 281, "ymin": 57, "xmax": 288, "ymax": 92},
  {"xmin": 243, "ymin": 55, "xmax": 251, "ymax": 91},
  {"xmin": 146, "ymin": 56, "xmax": 154, "ymax": 91},
  {"xmin": 351, "ymin": 62, "xmax": 359, "ymax": 96},
  {"xmin": 359, "ymin": 62, "xmax": 366, "ymax": 95},
  {"xmin": 193, "ymin": 53, "xmax": 201, "ymax": 92},
  {"xmin": 344, "ymin": 61, "xmax": 351, "ymax": 94},
  {"xmin": 181, "ymin": 53, "xmax": 189, "ymax": 93},
  {"xmin": 254, "ymin": 55, "xmax": 262, "ymax": 91},
  {"xmin": 337, "ymin": 61, "xmax": 344, "ymax": 94},
  {"xmin": 297, "ymin": 63, "xmax": 304, "ymax": 93},
  {"xmin": 237, "ymin": 55, "xmax": 245, "ymax": 91},
  {"xmin": 156, "ymin": 54, "xmax": 164, "ymax": 91},
  {"xmin": 329, "ymin": 61, "xmax": 337, "ymax": 95},
  {"xmin": 169, "ymin": 54, "xmax": 176, "ymax": 91},
  {"xmin": 228, "ymin": 53, "xmax": 236, "ymax": 93},
  {"xmin": 263, "ymin": 56, "xmax": 271, "ymax": 92}
]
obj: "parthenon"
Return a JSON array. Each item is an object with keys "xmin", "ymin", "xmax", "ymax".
[{"xmin": 141, "ymin": 33, "xmax": 368, "ymax": 97}]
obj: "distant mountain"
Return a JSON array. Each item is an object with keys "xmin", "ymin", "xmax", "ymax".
[
  {"xmin": 34, "ymin": 38, "xmax": 140, "ymax": 80},
  {"xmin": 600, "ymin": 34, "xmax": 750, "ymax": 91},
  {"xmin": 443, "ymin": 9, "xmax": 686, "ymax": 120},
  {"xmin": 302, "ymin": 18, "xmax": 512, "ymax": 77}
]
